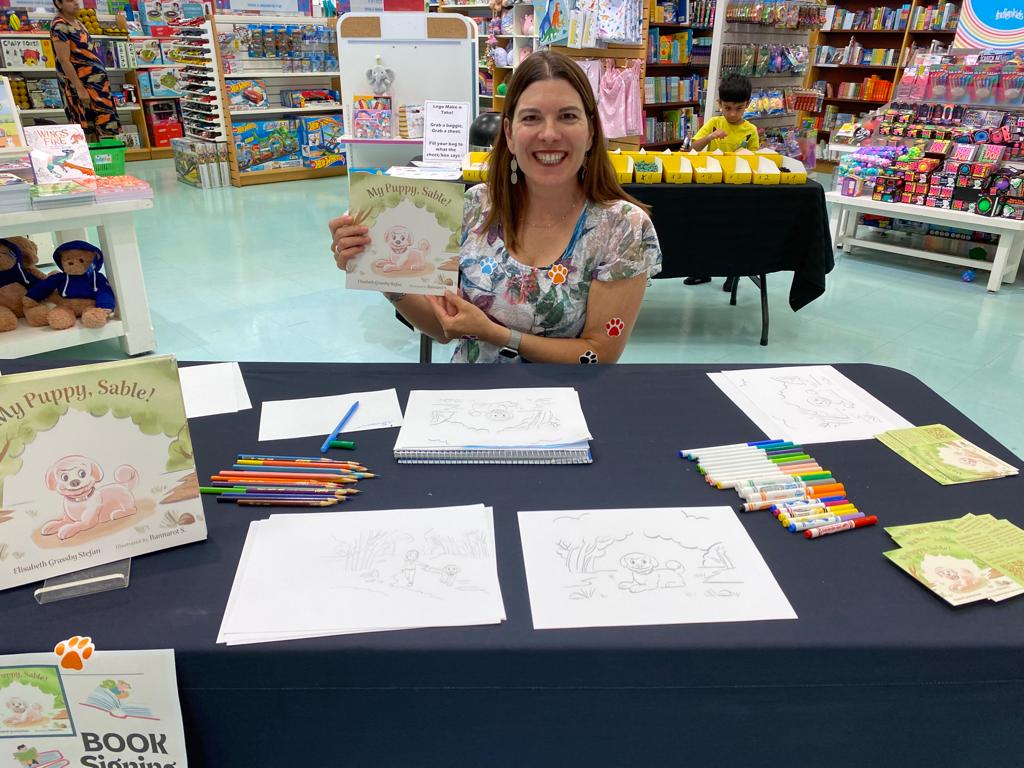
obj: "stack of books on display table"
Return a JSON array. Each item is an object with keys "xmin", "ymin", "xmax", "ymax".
[{"xmin": 0, "ymin": 171, "xmax": 30, "ymax": 212}]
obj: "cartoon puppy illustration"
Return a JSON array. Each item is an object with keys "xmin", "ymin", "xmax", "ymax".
[
  {"xmin": 4, "ymin": 696, "xmax": 43, "ymax": 726},
  {"xmin": 375, "ymin": 225, "xmax": 431, "ymax": 273},
  {"xmin": 40, "ymin": 455, "xmax": 139, "ymax": 541},
  {"xmin": 618, "ymin": 552, "xmax": 685, "ymax": 592}
]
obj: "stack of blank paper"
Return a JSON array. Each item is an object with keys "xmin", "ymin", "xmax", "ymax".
[
  {"xmin": 393, "ymin": 388, "xmax": 593, "ymax": 464},
  {"xmin": 218, "ymin": 504, "xmax": 505, "ymax": 645}
]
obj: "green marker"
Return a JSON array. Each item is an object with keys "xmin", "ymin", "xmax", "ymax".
[{"xmin": 329, "ymin": 440, "xmax": 357, "ymax": 450}]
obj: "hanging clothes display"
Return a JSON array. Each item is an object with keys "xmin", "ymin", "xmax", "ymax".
[
  {"xmin": 577, "ymin": 58, "xmax": 602, "ymax": 102},
  {"xmin": 598, "ymin": 60, "xmax": 627, "ymax": 139},
  {"xmin": 623, "ymin": 59, "xmax": 644, "ymax": 137}
]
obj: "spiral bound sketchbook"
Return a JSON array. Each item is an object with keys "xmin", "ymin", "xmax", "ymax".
[{"xmin": 393, "ymin": 388, "xmax": 594, "ymax": 464}]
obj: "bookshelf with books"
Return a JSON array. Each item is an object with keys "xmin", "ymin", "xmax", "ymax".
[
  {"xmin": 802, "ymin": 0, "xmax": 959, "ymax": 168},
  {"xmin": 642, "ymin": 0, "xmax": 715, "ymax": 146}
]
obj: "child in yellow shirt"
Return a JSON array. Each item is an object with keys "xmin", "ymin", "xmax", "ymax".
[
  {"xmin": 691, "ymin": 74, "xmax": 760, "ymax": 153},
  {"xmin": 686, "ymin": 74, "xmax": 758, "ymax": 288}
]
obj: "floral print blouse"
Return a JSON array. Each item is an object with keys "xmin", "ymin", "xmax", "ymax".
[{"xmin": 452, "ymin": 185, "xmax": 662, "ymax": 363}]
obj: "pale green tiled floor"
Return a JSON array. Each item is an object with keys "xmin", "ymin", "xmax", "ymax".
[{"xmin": 31, "ymin": 159, "xmax": 1024, "ymax": 458}]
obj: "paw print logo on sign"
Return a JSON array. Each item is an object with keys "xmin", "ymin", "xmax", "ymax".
[
  {"xmin": 547, "ymin": 264, "xmax": 568, "ymax": 285},
  {"xmin": 54, "ymin": 635, "xmax": 94, "ymax": 670},
  {"xmin": 579, "ymin": 350, "xmax": 598, "ymax": 364},
  {"xmin": 605, "ymin": 318, "xmax": 624, "ymax": 337},
  {"xmin": 479, "ymin": 256, "xmax": 498, "ymax": 276}
]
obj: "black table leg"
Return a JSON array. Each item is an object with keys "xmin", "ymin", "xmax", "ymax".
[
  {"xmin": 729, "ymin": 275, "xmax": 739, "ymax": 306},
  {"xmin": 419, "ymin": 333, "xmax": 433, "ymax": 363},
  {"xmin": 746, "ymin": 274, "xmax": 769, "ymax": 346}
]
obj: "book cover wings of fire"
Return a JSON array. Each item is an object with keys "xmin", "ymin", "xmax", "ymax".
[{"xmin": 0, "ymin": 356, "xmax": 206, "ymax": 591}]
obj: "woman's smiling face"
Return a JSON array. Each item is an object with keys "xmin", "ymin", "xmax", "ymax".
[{"xmin": 504, "ymin": 77, "xmax": 593, "ymax": 190}]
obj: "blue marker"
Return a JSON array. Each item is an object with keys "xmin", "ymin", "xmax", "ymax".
[{"xmin": 321, "ymin": 401, "xmax": 360, "ymax": 454}]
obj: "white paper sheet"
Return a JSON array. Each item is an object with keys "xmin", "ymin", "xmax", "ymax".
[
  {"xmin": 179, "ymin": 362, "xmax": 252, "ymax": 418},
  {"xmin": 518, "ymin": 506, "xmax": 797, "ymax": 630},
  {"xmin": 394, "ymin": 388, "xmax": 592, "ymax": 449},
  {"xmin": 709, "ymin": 365, "xmax": 913, "ymax": 444},
  {"xmin": 218, "ymin": 504, "xmax": 505, "ymax": 644},
  {"xmin": 258, "ymin": 388, "xmax": 403, "ymax": 441}
]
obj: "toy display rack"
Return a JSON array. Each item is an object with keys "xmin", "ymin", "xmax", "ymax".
[
  {"xmin": 208, "ymin": 13, "xmax": 345, "ymax": 187},
  {"xmin": 705, "ymin": 9, "xmax": 816, "ymax": 131},
  {"xmin": 802, "ymin": 0, "xmax": 958, "ymax": 168},
  {"xmin": 336, "ymin": 12, "xmax": 478, "ymax": 179},
  {"xmin": 2, "ymin": 11, "xmax": 161, "ymax": 162}
]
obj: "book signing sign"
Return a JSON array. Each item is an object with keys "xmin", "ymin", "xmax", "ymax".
[{"xmin": 954, "ymin": 0, "xmax": 1024, "ymax": 50}]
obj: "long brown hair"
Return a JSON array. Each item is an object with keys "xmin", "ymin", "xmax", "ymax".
[{"xmin": 483, "ymin": 50, "xmax": 649, "ymax": 253}]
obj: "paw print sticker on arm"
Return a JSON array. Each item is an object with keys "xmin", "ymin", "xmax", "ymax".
[
  {"xmin": 605, "ymin": 317, "xmax": 624, "ymax": 337},
  {"xmin": 547, "ymin": 264, "xmax": 568, "ymax": 285},
  {"xmin": 579, "ymin": 350, "xmax": 598, "ymax": 364},
  {"xmin": 54, "ymin": 635, "xmax": 94, "ymax": 670}
]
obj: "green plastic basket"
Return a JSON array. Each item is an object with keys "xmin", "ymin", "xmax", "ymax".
[{"xmin": 88, "ymin": 138, "xmax": 127, "ymax": 177}]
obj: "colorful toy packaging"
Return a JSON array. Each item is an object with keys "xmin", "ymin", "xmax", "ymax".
[
  {"xmin": 227, "ymin": 79, "xmax": 269, "ymax": 111},
  {"xmin": 298, "ymin": 114, "xmax": 346, "ymax": 170},
  {"xmin": 280, "ymin": 89, "xmax": 340, "ymax": 108},
  {"xmin": 352, "ymin": 95, "xmax": 391, "ymax": 139},
  {"xmin": 233, "ymin": 119, "xmax": 301, "ymax": 172}
]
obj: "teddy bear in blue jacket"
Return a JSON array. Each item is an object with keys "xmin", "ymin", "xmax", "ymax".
[
  {"xmin": 24, "ymin": 240, "xmax": 116, "ymax": 330},
  {"xmin": 0, "ymin": 236, "xmax": 45, "ymax": 333}
]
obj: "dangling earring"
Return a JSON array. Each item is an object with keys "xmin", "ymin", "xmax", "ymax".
[
  {"xmin": 510, "ymin": 155, "xmax": 518, "ymax": 185},
  {"xmin": 579, "ymin": 152, "xmax": 589, "ymax": 181}
]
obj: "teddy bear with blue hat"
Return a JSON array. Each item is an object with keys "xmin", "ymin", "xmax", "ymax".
[
  {"xmin": 0, "ymin": 236, "xmax": 45, "ymax": 333},
  {"xmin": 24, "ymin": 240, "xmax": 116, "ymax": 330}
]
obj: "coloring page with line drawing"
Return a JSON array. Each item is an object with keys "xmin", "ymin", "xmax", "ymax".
[
  {"xmin": 395, "ymin": 388, "xmax": 592, "ymax": 449},
  {"xmin": 518, "ymin": 507, "xmax": 797, "ymax": 629},
  {"xmin": 218, "ymin": 504, "xmax": 505, "ymax": 642},
  {"xmin": 710, "ymin": 365, "xmax": 913, "ymax": 444}
]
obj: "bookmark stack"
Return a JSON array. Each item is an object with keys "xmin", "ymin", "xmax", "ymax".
[
  {"xmin": 680, "ymin": 439, "xmax": 878, "ymax": 539},
  {"xmin": 203, "ymin": 454, "xmax": 378, "ymax": 507}
]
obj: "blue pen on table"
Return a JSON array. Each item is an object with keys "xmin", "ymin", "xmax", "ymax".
[{"xmin": 321, "ymin": 401, "xmax": 360, "ymax": 454}]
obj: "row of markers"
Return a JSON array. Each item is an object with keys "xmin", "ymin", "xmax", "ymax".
[
  {"xmin": 680, "ymin": 439, "xmax": 878, "ymax": 539},
  {"xmin": 199, "ymin": 454, "xmax": 378, "ymax": 507}
]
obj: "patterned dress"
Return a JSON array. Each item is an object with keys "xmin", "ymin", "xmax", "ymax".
[
  {"xmin": 50, "ymin": 16, "xmax": 121, "ymax": 141},
  {"xmin": 453, "ymin": 184, "xmax": 662, "ymax": 364}
]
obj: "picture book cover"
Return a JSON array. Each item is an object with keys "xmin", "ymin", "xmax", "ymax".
[
  {"xmin": 0, "ymin": 649, "xmax": 188, "ymax": 766},
  {"xmin": 0, "ymin": 39, "xmax": 55, "ymax": 70},
  {"xmin": 0, "ymin": 356, "xmax": 206, "ymax": 592},
  {"xmin": 24, "ymin": 125, "xmax": 97, "ymax": 185},
  {"xmin": 876, "ymin": 424, "xmax": 1019, "ymax": 484},
  {"xmin": 345, "ymin": 172, "xmax": 463, "ymax": 296},
  {"xmin": 0, "ymin": 76, "xmax": 27, "ymax": 151}
]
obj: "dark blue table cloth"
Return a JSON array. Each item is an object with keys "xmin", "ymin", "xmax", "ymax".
[{"xmin": 2, "ymin": 362, "xmax": 1022, "ymax": 766}]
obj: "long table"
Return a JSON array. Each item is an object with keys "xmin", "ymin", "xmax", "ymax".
[{"xmin": 4, "ymin": 362, "xmax": 1024, "ymax": 767}]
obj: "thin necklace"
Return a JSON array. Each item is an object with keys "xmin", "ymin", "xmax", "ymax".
[{"xmin": 522, "ymin": 197, "xmax": 583, "ymax": 229}]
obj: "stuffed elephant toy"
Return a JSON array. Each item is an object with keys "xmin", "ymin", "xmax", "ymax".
[{"xmin": 366, "ymin": 64, "xmax": 395, "ymax": 95}]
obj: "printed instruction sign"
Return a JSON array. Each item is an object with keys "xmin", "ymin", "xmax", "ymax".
[{"xmin": 423, "ymin": 101, "xmax": 470, "ymax": 166}]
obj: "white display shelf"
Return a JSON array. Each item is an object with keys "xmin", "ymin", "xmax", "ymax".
[
  {"xmin": 0, "ymin": 320, "xmax": 126, "ymax": 358},
  {"xmin": 826, "ymin": 190, "xmax": 1024, "ymax": 293},
  {"xmin": 337, "ymin": 135, "xmax": 423, "ymax": 145},
  {"xmin": 228, "ymin": 104, "xmax": 343, "ymax": 116},
  {"xmin": 0, "ymin": 199, "xmax": 155, "ymax": 358},
  {"xmin": 0, "ymin": 67, "xmax": 130, "ymax": 73},
  {"xmin": 224, "ymin": 71, "xmax": 337, "ymax": 79}
]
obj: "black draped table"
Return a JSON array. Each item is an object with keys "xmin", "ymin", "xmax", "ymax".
[
  {"xmin": 626, "ymin": 181, "xmax": 835, "ymax": 343},
  {"xmin": 4, "ymin": 361, "xmax": 1024, "ymax": 767}
]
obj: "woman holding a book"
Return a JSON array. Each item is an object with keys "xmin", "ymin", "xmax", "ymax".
[
  {"xmin": 50, "ymin": 0, "xmax": 122, "ymax": 142},
  {"xmin": 330, "ymin": 51, "xmax": 662, "ymax": 364}
]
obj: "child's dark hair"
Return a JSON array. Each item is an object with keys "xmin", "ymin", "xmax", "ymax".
[{"xmin": 719, "ymin": 74, "xmax": 752, "ymax": 104}]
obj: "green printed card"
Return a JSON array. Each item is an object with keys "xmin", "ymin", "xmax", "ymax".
[{"xmin": 877, "ymin": 424, "xmax": 1018, "ymax": 485}]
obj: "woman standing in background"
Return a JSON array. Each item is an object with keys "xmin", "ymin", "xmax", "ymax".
[{"xmin": 50, "ymin": 0, "xmax": 121, "ymax": 141}]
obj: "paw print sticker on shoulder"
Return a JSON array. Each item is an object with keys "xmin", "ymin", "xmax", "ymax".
[
  {"xmin": 605, "ymin": 317, "xmax": 624, "ymax": 337},
  {"xmin": 54, "ymin": 635, "xmax": 94, "ymax": 670},
  {"xmin": 479, "ymin": 256, "xmax": 498, "ymax": 276},
  {"xmin": 547, "ymin": 264, "xmax": 569, "ymax": 285},
  {"xmin": 579, "ymin": 350, "xmax": 598, "ymax": 364}
]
